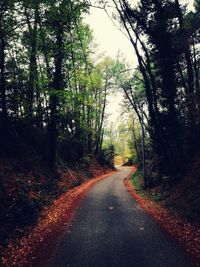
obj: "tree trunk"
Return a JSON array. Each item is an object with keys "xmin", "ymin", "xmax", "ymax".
[
  {"xmin": 0, "ymin": 33, "xmax": 7, "ymax": 118},
  {"xmin": 48, "ymin": 21, "xmax": 64, "ymax": 165},
  {"xmin": 95, "ymin": 78, "xmax": 108, "ymax": 155},
  {"xmin": 24, "ymin": 5, "xmax": 39, "ymax": 118},
  {"xmin": 140, "ymin": 107, "xmax": 147, "ymax": 187},
  {"xmin": 175, "ymin": 0, "xmax": 195, "ymax": 130},
  {"xmin": 132, "ymin": 118, "xmax": 141, "ymax": 163}
]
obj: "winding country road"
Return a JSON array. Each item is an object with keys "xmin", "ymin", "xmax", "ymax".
[{"xmin": 47, "ymin": 167, "xmax": 196, "ymax": 267}]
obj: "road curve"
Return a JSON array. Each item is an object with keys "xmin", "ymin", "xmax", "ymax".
[{"xmin": 47, "ymin": 167, "xmax": 196, "ymax": 267}]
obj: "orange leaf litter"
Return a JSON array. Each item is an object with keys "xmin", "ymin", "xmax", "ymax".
[
  {"xmin": 1, "ymin": 170, "xmax": 117, "ymax": 267},
  {"xmin": 3, "ymin": 166, "xmax": 198, "ymax": 266},
  {"xmin": 125, "ymin": 169, "xmax": 200, "ymax": 266}
]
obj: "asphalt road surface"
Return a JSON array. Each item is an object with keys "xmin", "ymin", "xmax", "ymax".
[{"xmin": 47, "ymin": 167, "xmax": 197, "ymax": 267}]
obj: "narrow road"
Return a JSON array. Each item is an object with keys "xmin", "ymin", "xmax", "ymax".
[{"xmin": 48, "ymin": 167, "xmax": 196, "ymax": 267}]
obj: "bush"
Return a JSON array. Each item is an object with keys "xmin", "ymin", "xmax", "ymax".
[
  {"xmin": 58, "ymin": 138, "xmax": 84, "ymax": 163},
  {"xmin": 97, "ymin": 145, "xmax": 115, "ymax": 168}
]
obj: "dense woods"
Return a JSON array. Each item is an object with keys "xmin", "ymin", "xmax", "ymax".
[
  {"xmin": 0, "ymin": 0, "xmax": 121, "ymax": 165},
  {"xmin": 104, "ymin": 0, "xmax": 200, "ymax": 183},
  {"xmin": 0, "ymin": 0, "xmax": 200, "ymax": 263}
]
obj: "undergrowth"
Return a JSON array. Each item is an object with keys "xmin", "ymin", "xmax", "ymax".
[
  {"xmin": 131, "ymin": 168, "xmax": 200, "ymax": 224},
  {"xmin": 0, "ymin": 154, "xmax": 111, "ymax": 252},
  {"xmin": 131, "ymin": 169, "xmax": 164, "ymax": 202}
]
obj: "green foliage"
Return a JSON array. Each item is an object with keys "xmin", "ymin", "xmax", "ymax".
[
  {"xmin": 132, "ymin": 169, "xmax": 163, "ymax": 201},
  {"xmin": 131, "ymin": 169, "xmax": 144, "ymax": 194},
  {"xmin": 97, "ymin": 145, "xmax": 115, "ymax": 168},
  {"xmin": 0, "ymin": 0, "xmax": 122, "ymax": 167},
  {"xmin": 128, "ymin": 153, "xmax": 139, "ymax": 165}
]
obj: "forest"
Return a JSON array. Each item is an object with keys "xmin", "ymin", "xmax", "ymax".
[{"xmin": 0, "ymin": 0, "xmax": 200, "ymax": 265}]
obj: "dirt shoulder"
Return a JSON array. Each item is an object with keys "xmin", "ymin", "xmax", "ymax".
[
  {"xmin": 125, "ymin": 171, "xmax": 200, "ymax": 266},
  {"xmin": 1, "ymin": 169, "xmax": 116, "ymax": 267}
]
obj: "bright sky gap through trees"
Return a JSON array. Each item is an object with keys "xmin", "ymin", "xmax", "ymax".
[{"xmin": 85, "ymin": 0, "xmax": 195, "ymax": 124}]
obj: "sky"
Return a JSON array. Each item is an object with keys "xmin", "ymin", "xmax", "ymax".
[
  {"xmin": 85, "ymin": 0, "xmax": 194, "ymax": 125},
  {"xmin": 85, "ymin": 7, "xmax": 135, "ymax": 125},
  {"xmin": 85, "ymin": 4, "xmax": 138, "ymax": 64}
]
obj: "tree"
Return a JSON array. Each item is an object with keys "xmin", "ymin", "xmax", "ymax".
[{"xmin": 88, "ymin": 0, "xmax": 199, "ymax": 187}]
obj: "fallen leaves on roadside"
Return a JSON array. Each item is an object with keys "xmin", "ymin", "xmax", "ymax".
[
  {"xmin": 125, "ymin": 176, "xmax": 200, "ymax": 265},
  {"xmin": 1, "ymin": 170, "xmax": 116, "ymax": 267}
]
